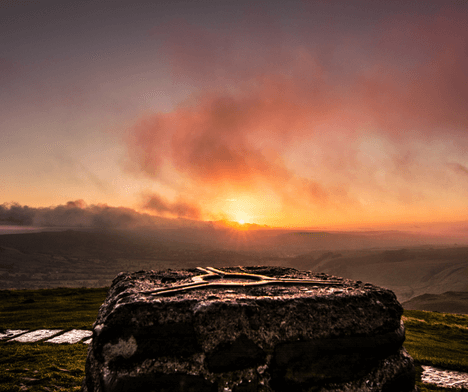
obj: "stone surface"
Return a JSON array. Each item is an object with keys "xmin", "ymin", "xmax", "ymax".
[
  {"xmin": 422, "ymin": 366, "xmax": 468, "ymax": 389},
  {"xmin": 82, "ymin": 266, "xmax": 417, "ymax": 392},
  {"xmin": 0, "ymin": 329, "xmax": 28, "ymax": 340},
  {"xmin": 8, "ymin": 329, "xmax": 62, "ymax": 343},
  {"xmin": 46, "ymin": 329, "xmax": 93, "ymax": 344},
  {"xmin": 0, "ymin": 329, "xmax": 93, "ymax": 344}
]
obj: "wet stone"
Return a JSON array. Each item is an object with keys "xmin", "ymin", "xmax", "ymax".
[{"xmin": 82, "ymin": 266, "xmax": 417, "ymax": 392}]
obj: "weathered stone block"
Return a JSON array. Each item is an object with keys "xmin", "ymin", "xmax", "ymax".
[{"xmin": 83, "ymin": 266, "xmax": 417, "ymax": 391}]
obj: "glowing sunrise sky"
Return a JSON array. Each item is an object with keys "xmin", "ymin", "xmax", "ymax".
[{"xmin": 1, "ymin": 0, "xmax": 467, "ymax": 229}]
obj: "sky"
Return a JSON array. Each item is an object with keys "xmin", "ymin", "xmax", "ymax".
[{"xmin": 1, "ymin": 0, "xmax": 468, "ymax": 230}]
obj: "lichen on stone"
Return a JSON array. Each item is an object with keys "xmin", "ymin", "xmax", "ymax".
[{"xmin": 102, "ymin": 335, "xmax": 137, "ymax": 364}]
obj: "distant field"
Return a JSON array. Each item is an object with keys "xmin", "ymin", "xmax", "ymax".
[{"xmin": 1, "ymin": 288, "xmax": 467, "ymax": 391}]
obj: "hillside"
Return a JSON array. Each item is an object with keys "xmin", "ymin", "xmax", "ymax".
[
  {"xmin": 1, "ymin": 229, "xmax": 467, "ymax": 306},
  {"xmin": 402, "ymin": 291, "xmax": 468, "ymax": 314},
  {"xmin": 0, "ymin": 229, "xmax": 262, "ymax": 290},
  {"xmin": 289, "ymin": 247, "xmax": 468, "ymax": 302}
]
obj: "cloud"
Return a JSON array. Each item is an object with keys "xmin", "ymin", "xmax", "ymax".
[
  {"xmin": 148, "ymin": 8, "xmax": 290, "ymax": 86},
  {"xmin": 151, "ymin": 6, "xmax": 468, "ymax": 137},
  {"xmin": 357, "ymin": 9, "xmax": 468, "ymax": 136},
  {"xmin": 142, "ymin": 193, "xmax": 201, "ymax": 219},
  {"xmin": 448, "ymin": 163, "xmax": 468, "ymax": 178},
  {"xmin": 0, "ymin": 200, "xmax": 178, "ymax": 229},
  {"xmin": 125, "ymin": 74, "xmax": 348, "ymax": 201},
  {"xmin": 126, "ymin": 6, "xmax": 468, "ymax": 225},
  {"xmin": 0, "ymin": 203, "xmax": 35, "ymax": 226}
]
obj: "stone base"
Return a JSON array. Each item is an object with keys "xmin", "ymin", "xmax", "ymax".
[{"xmin": 82, "ymin": 266, "xmax": 417, "ymax": 392}]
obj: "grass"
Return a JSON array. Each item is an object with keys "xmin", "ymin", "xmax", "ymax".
[
  {"xmin": 404, "ymin": 310, "xmax": 468, "ymax": 392},
  {"xmin": 0, "ymin": 343, "xmax": 87, "ymax": 391},
  {"xmin": 0, "ymin": 288, "xmax": 107, "ymax": 391},
  {"xmin": 1, "ymin": 288, "xmax": 467, "ymax": 391},
  {"xmin": 404, "ymin": 310, "xmax": 468, "ymax": 372},
  {"xmin": 0, "ymin": 288, "xmax": 108, "ymax": 330}
]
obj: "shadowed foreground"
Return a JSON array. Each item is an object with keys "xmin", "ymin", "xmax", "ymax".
[
  {"xmin": 83, "ymin": 267, "xmax": 416, "ymax": 392},
  {"xmin": 1, "ymin": 286, "xmax": 467, "ymax": 391}
]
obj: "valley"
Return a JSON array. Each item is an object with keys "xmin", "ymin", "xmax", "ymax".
[{"xmin": 0, "ymin": 228, "xmax": 467, "ymax": 312}]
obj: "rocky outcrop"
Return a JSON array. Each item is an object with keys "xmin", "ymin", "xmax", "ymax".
[{"xmin": 82, "ymin": 266, "xmax": 416, "ymax": 391}]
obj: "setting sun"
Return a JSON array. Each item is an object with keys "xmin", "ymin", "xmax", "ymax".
[
  {"xmin": 217, "ymin": 196, "xmax": 266, "ymax": 226},
  {"xmin": 1, "ymin": 1, "xmax": 467, "ymax": 232},
  {"xmin": 231, "ymin": 208, "xmax": 254, "ymax": 225}
]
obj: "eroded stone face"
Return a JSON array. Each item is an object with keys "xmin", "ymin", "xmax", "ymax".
[{"xmin": 82, "ymin": 266, "xmax": 416, "ymax": 392}]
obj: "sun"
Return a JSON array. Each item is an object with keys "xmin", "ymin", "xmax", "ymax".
[
  {"xmin": 233, "ymin": 210, "xmax": 251, "ymax": 225},
  {"xmin": 218, "ymin": 195, "xmax": 265, "ymax": 227}
]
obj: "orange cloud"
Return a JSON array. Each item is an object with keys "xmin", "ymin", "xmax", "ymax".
[
  {"xmin": 125, "ymin": 80, "xmax": 347, "ymax": 210},
  {"xmin": 143, "ymin": 193, "xmax": 201, "ymax": 219},
  {"xmin": 126, "ymin": 7, "xmax": 468, "ymax": 227},
  {"xmin": 359, "ymin": 10, "xmax": 468, "ymax": 135}
]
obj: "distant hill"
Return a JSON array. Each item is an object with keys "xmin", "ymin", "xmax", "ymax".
[
  {"xmin": 248, "ymin": 230, "xmax": 466, "ymax": 255},
  {"xmin": 402, "ymin": 291, "xmax": 468, "ymax": 315},
  {"xmin": 1, "ymin": 228, "xmax": 467, "ymax": 303},
  {"xmin": 0, "ymin": 229, "xmax": 261, "ymax": 290},
  {"xmin": 288, "ymin": 247, "xmax": 468, "ymax": 302}
]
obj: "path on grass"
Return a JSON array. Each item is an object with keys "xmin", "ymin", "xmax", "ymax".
[
  {"xmin": 0, "ymin": 328, "xmax": 92, "ymax": 344},
  {"xmin": 2, "ymin": 329, "xmax": 468, "ymax": 389},
  {"xmin": 421, "ymin": 366, "xmax": 468, "ymax": 389}
]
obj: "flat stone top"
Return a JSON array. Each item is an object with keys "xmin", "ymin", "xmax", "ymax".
[
  {"xmin": 108, "ymin": 266, "xmax": 391, "ymax": 299},
  {"xmin": 97, "ymin": 266, "xmax": 401, "ymax": 323},
  {"xmin": 85, "ymin": 267, "xmax": 413, "ymax": 392},
  {"xmin": 93, "ymin": 266, "xmax": 404, "ymax": 352}
]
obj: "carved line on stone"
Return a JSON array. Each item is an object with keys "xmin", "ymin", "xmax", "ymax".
[{"xmin": 148, "ymin": 267, "xmax": 346, "ymax": 296}]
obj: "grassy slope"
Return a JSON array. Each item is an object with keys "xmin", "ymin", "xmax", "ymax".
[
  {"xmin": 404, "ymin": 310, "xmax": 468, "ymax": 372},
  {"xmin": 1, "ymin": 288, "xmax": 467, "ymax": 391},
  {"xmin": 404, "ymin": 310, "xmax": 468, "ymax": 392}
]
